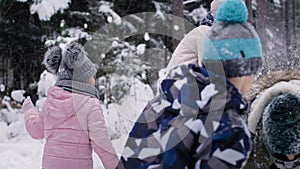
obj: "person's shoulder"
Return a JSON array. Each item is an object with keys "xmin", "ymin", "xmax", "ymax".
[
  {"xmin": 84, "ymin": 95, "xmax": 101, "ymax": 104},
  {"xmin": 194, "ymin": 25, "xmax": 211, "ymax": 32},
  {"xmin": 196, "ymin": 25, "xmax": 211, "ymax": 31},
  {"xmin": 186, "ymin": 25, "xmax": 211, "ymax": 37},
  {"xmin": 78, "ymin": 96, "xmax": 102, "ymax": 115}
]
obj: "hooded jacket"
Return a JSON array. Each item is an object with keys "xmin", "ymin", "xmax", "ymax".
[
  {"xmin": 165, "ymin": 13, "xmax": 213, "ymax": 73},
  {"xmin": 23, "ymin": 86, "xmax": 118, "ymax": 169},
  {"xmin": 117, "ymin": 64, "xmax": 252, "ymax": 169},
  {"xmin": 247, "ymin": 80, "xmax": 300, "ymax": 169},
  {"xmin": 248, "ymin": 80, "xmax": 300, "ymax": 133}
]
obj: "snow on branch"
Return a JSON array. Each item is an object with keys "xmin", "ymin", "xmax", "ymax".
[
  {"xmin": 98, "ymin": 1, "xmax": 122, "ymax": 25},
  {"xmin": 183, "ymin": 0, "xmax": 200, "ymax": 6},
  {"xmin": 30, "ymin": 0, "xmax": 71, "ymax": 21}
]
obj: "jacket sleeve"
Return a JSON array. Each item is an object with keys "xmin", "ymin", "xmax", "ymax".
[
  {"xmin": 165, "ymin": 25, "xmax": 211, "ymax": 73},
  {"xmin": 87, "ymin": 101, "xmax": 119, "ymax": 169},
  {"xmin": 23, "ymin": 98, "xmax": 45, "ymax": 139}
]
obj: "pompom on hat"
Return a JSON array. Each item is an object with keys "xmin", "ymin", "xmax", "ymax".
[
  {"xmin": 262, "ymin": 93, "xmax": 300, "ymax": 155},
  {"xmin": 44, "ymin": 46, "xmax": 62, "ymax": 74},
  {"xmin": 44, "ymin": 41, "xmax": 97, "ymax": 83},
  {"xmin": 215, "ymin": 0, "xmax": 248, "ymax": 22},
  {"xmin": 203, "ymin": 0, "xmax": 263, "ymax": 78}
]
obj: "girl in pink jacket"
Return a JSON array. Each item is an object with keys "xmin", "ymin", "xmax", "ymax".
[{"xmin": 22, "ymin": 41, "xmax": 119, "ymax": 169}]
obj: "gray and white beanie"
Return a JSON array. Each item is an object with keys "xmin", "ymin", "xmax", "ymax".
[{"xmin": 44, "ymin": 41, "xmax": 97, "ymax": 83}]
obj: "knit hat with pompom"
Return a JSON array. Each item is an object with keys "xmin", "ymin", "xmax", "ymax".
[
  {"xmin": 43, "ymin": 41, "xmax": 97, "ymax": 83},
  {"xmin": 203, "ymin": 0, "xmax": 263, "ymax": 78},
  {"xmin": 262, "ymin": 93, "xmax": 300, "ymax": 155}
]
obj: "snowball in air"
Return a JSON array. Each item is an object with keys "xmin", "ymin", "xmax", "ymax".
[
  {"xmin": 136, "ymin": 44, "xmax": 146, "ymax": 55},
  {"xmin": 174, "ymin": 25, "xmax": 179, "ymax": 31},
  {"xmin": 107, "ymin": 16, "xmax": 113, "ymax": 23},
  {"xmin": 0, "ymin": 84, "xmax": 5, "ymax": 92},
  {"xmin": 144, "ymin": 32, "xmax": 150, "ymax": 41}
]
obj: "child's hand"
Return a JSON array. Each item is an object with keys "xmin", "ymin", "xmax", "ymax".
[{"xmin": 22, "ymin": 96, "xmax": 34, "ymax": 113}]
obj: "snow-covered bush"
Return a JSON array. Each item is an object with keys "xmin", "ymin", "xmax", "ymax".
[
  {"xmin": 11, "ymin": 90, "xmax": 25, "ymax": 103},
  {"xmin": 99, "ymin": 39, "xmax": 150, "ymax": 102},
  {"xmin": 0, "ymin": 96, "xmax": 24, "ymax": 141},
  {"xmin": 37, "ymin": 70, "xmax": 57, "ymax": 98},
  {"xmin": 102, "ymin": 78, "xmax": 154, "ymax": 139}
]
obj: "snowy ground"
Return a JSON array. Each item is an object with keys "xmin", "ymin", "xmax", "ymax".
[{"xmin": 0, "ymin": 128, "xmax": 128, "ymax": 169}]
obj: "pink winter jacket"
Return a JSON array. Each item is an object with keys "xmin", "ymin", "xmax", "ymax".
[{"xmin": 23, "ymin": 86, "xmax": 118, "ymax": 169}]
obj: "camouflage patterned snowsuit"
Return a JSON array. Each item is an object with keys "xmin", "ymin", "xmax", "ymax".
[{"xmin": 117, "ymin": 64, "xmax": 252, "ymax": 169}]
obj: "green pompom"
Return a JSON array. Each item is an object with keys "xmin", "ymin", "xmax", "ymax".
[{"xmin": 216, "ymin": 0, "xmax": 248, "ymax": 23}]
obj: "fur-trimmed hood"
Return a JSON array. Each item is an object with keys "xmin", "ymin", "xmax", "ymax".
[
  {"xmin": 262, "ymin": 93, "xmax": 300, "ymax": 154},
  {"xmin": 248, "ymin": 80, "xmax": 300, "ymax": 133}
]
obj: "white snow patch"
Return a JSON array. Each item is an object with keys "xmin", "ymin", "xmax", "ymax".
[
  {"xmin": 99, "ymin": 2, "xmax": 122, "ymax": 25},
  {"xmin": 36, "ymin": 97, "xmax": 47, "ymax": 112},
  {"xmin": 65, "ymin": 28, "xmax": 92, "ymax": 40},
  {"xmin": 37, "ymin": 70, "xmax": 57, "ymax": 97},
  {"xmin": 30, "ymin": 0, "xmax": 71, "ymax": 21},
  {"xmin": 174, "ymin": 25, "xmax": 180, "ymax": 31},
  {"xmin": 102, "ymin": 78, "xmax": 154, "ymax": 139},
  {"xmin": 107, "ymin": 16, "xmax": 113, "ymax": 23},
  {"xmin": 144, "ymin": 32, "xmax": 150, "ymax": 41},
  {"xmin": 273, "ymin": 0, "xmax": 281, "ymax": 7},
  {"xmin": 123, "ymin": 20, "xmax": 138, "ymax": 33},
  {"xmin": 11, "ymin": 90, "xmax": 25, "ymax": 103},
  {"xmin": 153, "ymin": 1, "xmax": 166, "ymax": 20},
  {"xmin": 60, "ymin": 19, "xmax": 66, "ymax": 28},
  {"xmin": 187, "ymin": 5, "xmax": 208, "ymax": 24},
  {"xmin": 84, "ymin": 23, "xmax": 88, "ymax": 29},
  {"xmin": 136, "ymin": 44, "xmax": 146, "ymax": 55},
  {"xmin": 0, "ymin": 143, "xmax": 43, "ymax": 169},
  {"xmin": 0, "ymin": 84, "xmax": 5, "ymax": 92},
  {"xmin": 183, "ymin": 0, "xmax": 198, "ymax": 5}
]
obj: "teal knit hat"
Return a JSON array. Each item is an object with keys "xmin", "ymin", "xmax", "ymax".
[
  {"xmin": 262, "ymin": 93, "xmax": 300, "ymax": 155},
  {"xmin": 203, "ymin": 0, "xmax": 263, "ymax": 77}
]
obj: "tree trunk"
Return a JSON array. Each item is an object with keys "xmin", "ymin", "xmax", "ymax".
[
  {"xmin": 295, "ymin": 0, "xmax": 300, "ymax": 59},
  {"xmin": 245, "ymin": 0, "xmax": 253, "ymax": 24},
  {"xmin": 291, "ymin": 0, "xmax": 296, "ymax": 61},
  {"xmin": 172, "ymin": 0, "xmax": 185, "ymax": 51},
  {"xmin": 256, "ymin": 0, "xmax": 267, "ymax": 64},
  {"xmin": 256, "ymin": 0, "xmax": 267, "ymax": 35},
  {"xmin": 285, "ymin": 0, "xmax": 291, "ymax": 62}
]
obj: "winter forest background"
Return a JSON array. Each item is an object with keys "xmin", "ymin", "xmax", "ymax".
[{"xmin": 0, "ymin": 0, "xmax": 299, "ymax": 169}]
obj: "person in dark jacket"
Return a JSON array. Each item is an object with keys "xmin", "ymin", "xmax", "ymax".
[
  {"xmin": 264, "ymin": 93, "xmax": 300, "ymax": 169},
  {"xmin": 117, "ymin": 0, "xmax": 262, "ymax": 168},
  {"xmin": 247, "ymin": 79, "xmax": 300, "ymax": 169}
]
